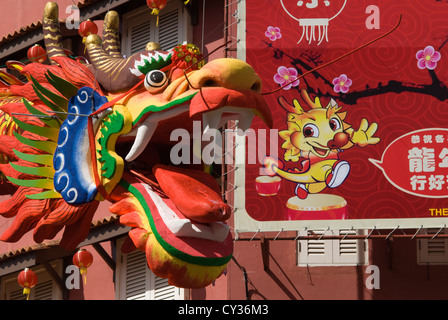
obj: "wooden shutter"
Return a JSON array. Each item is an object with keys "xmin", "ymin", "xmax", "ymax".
[
  {"xmin": 157, "ymin": 8, "xmax": 181, "ymax": 50},
  {"xmin": 332, "ymin": 229, "xmax": 366, "ymax": 265},
  {"xmin": 122, "ymin": 1, "xmax": 192, "ymax": 56},
  {"xmin": 124, "ymin": 249, "xmax": 149, "ymax": 300},
  {"xmin": 129, "ymin": 19, "xmax": 152, "ymax": 55},
  {"xmin": 418, "ymin": 228, "xmax": 448, "ymax": 264},
  {"xmin": 1, "ymin": 262, "xmax": 62, "ymax": 300},
  {"xmin": 116, "ymin": 238, "xmax": 186, "ymax": 300},
  {"xmin": 8, "ymin": 275, "xmax": 59, "ymax": 301},
  {"xmin": 298, "ymin": 229, "xmax": 367, "ymax": 266},
  {"xmin": 153, "ymin": 276, "xmax": 178, "ymax": 300},
  {"xmin": 33, "ymin": 279, "xmax": 54, "ymax": 300},
  {"xmin": 298, "ymin": 230, "xmax": 333, "ymax": 266}
]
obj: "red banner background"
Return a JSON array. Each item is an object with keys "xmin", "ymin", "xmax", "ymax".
[{"xmin": 244, "ymin": 0, "xmax": 448, "ymax": 222}]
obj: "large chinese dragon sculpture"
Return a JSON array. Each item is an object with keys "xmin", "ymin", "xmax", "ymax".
[{"xmin": 0, "ymin": 2, "xmax": 272, "ymax": 288}]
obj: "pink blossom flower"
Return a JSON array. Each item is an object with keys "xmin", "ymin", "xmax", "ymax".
[
  {"xmin": 416, "ymin": 46, "xmax": 441, "ymax": 70},
  {"xmin": 332, "ymin": 74, "xmax": 352, "ymax": 93},
  {"xmin": 274, "ymin": 66, "xmax": 300, "ymax": 90},
  {"xmin": 265, "ymin": 26, "xmax": 282, "ymax": 41}
]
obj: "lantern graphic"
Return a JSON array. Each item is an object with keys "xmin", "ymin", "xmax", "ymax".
[
  {"xmin": 280, "ymin": 0, "xmax": 347, "ymax": 45},
  {"xmin": 27, "ymin": 44, "xmax": 47, "ymax": 63},
  {"xmin": 73, "ymin": 248, "xmax": 93, "ymax": 285},
  {"xmin": 17, "ymin": 268, "xmax": 38, "ymax": 300}
]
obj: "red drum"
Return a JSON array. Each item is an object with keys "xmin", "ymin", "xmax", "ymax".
[
  {"xmin": 255, "ymin": 176, "xmax": 281, "ymax": 196},
  {"xmin": 285, "ymin": 194, "xmax": 348, "ymax": 220}
]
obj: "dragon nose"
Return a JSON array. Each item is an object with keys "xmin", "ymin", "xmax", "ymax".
[
  {"xmin": 188, "ymin": 58, "xmax": 262, "ymax": 93},
  {"xmin": 327, "ymin": 132, "xmax": 350, "ymax": 149}
]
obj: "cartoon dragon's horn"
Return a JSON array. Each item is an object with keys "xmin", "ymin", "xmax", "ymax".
[
  {"xmin": 301, "ymin": 89, "xmax": 323, "ymax": 109},
  {"xmin": 328, "ymin": 98, "xmax": 338, "ymax": 108},
  {"xmin": 325, "ymin": 98, "xmax": 337, "ymax": 110},
  {"xmin": 278, "ymin": 96, "xmax": 305, "ymax": 114},
  {"xmin": 278, "ymin": 96, "xmax": 295, "ymax": 113}
]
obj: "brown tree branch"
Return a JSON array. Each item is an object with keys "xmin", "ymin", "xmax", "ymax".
[{"xmin": 265, "ymin": 41, "xmax": 448, "ymax": 105}]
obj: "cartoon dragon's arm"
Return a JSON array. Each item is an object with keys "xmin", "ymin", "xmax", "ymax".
[{"xmin": 343, "ymin": 118, "xmax": 380, "ymax": 149}]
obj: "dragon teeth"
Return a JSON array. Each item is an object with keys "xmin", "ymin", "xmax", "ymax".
[
  {"xmin": 202, "ymin": 107, "xmax": 255, "ymax": 134},
  {"xmin": 202, "ymin": 110, "xmax": 221, "ymax": 136},
  {"xmin": 125, "ymin": 106, "xmax": 255, "ymax": 163},
  {"xmin": 125, "ymin": 106, "xmax": 189, "ymax": 161},
  {"xmin": 125, "ymin": 120, "xmax": 158, "ymax": 162},
  {"xmin": 236, "ymin": 109, "xmax": 254, "ymax": 132}
]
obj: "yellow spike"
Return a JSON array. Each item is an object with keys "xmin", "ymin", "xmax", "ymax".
[{"xmin": 292, "ymin": 99, "xmax": 305, "ymax": 114}]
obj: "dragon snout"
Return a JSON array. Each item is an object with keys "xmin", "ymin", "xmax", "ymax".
[
  {"xmin": 327, "ymin": 132, "xmax": 350, "ymax": 149},
  {"xmin": 188, "ymin": 58, "xmax": 262, "ymax": 93}
]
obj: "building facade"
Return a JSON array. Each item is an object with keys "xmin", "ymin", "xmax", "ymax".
[{"xmin": 1, "ymin": 0, "xmax": 448, "ymax": 301}]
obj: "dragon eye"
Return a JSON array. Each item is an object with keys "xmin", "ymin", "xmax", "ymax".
[
  {"xmin": 144, "ymin": 70, "xmax": 168, "ymax": 93},
  {"xmin": 303, "ymin": 124, "xmax": 319, "ymax": 138},
  {"xmin": 329, "ymin": 118, "xmax": 341, "ymax": 131}
]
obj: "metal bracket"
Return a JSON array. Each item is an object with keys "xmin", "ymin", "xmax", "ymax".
[
  {"xmin": 260, "ymin": 235, "xmax": 269, "ymax": 271},
  {"xmin": 41, "ymin": 260, "xmax": 69, "ymax": 300},
  {"xmin": 92, "ymin": 242, "xmax": 116, "ymax": 271}
]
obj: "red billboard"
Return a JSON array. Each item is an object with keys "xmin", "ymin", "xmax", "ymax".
[{"xmin": 235, "ymin": 0, "xmax": 448, "ymax": 231}]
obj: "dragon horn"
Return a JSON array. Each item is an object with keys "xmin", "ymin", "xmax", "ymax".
[
  {"xmin": 85, "ymin": 34, "xmax": 143, "ymax": 92},
  {"xmin": 102, "ymin": 11, "xmax": 122, "ymax": 59},
  {"xmin": 300, "ymin": 89, "xmax": 323, "ymax": 109},
  {"xmin": 278, "ymin": 96, "xmax": 305, "ymax": 115},
  {"xmin": 85, "ymin": 9, "xmax": 168, "ymax": 91},
  {"xmin": 43, "ymin": 2, "xmax": 67, "ymax": 64}
]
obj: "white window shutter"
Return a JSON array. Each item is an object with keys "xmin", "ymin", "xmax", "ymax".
[
  {"xmin": 124, "ymin": 249, "xmax": 149, "ymax": 300},
  {"xmin": 157, "ymin": 8, "xmax": 181, "ymax": 50},
  {"xmin": 7, "ymin": 279, "xmax": 54, "ymax": 300},
  {"xmin": 418, "ymin": 228, "xmax": 448, "ymax": 264},
  {"xmin": 7, "ymin": 287, "xmax": 27, "ymax": 300},
  {"xmin": 122, "ymin": 1, "xmax": 192, "ymax": 56},
  {"xmin": 298, "ymin": 230, "xmax": 333, "ymax": 266},
  {"xmin": 332, "ymin": 229, "xmax": 366, "ymax": 265},
  {"xmin": 298, "ymin": 229, "xmax": 367, "ymax": 266},
  {"xmin": 1, "ymin": 262, "xmax": 62, "ymax": 300},
  {"xmin": 151, "ymin": 275, "xmax": 184, "ymax": 300},
  {"xmin": 128, "ymin": 20, "xmax": 152, "ymax": 55},
  {"xmin": 116, "ymin": 237, "xmax": 187, "ymax": 300}
]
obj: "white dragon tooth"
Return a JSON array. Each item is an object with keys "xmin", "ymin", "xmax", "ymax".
[
  {"xmin": 125, "ymin": 120, "xmax": 158, "ymax": 162},
  {"xmin": 125, "ymin": 105, "xmax": 189, "ymax": 162},
  {"xmin": 237, "ymin": 109, "xmax": 255, "ymax": 132},
  {"xmin": 202, "ymin": 110, "xmax": 222, "ymax": 135}
]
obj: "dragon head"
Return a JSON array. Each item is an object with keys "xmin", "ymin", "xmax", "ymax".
[
  {"xmin": 0, "ymin": 2, "xmax": 272, "ymax": 288},
  {"xmin": 278, "ymin": 90, "xmax": 350, "ymax": 161}
]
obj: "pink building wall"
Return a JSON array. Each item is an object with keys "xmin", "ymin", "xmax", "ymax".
[{"xmin": 0, "ymin": 0, "xmax": 79, "ymax": 38}]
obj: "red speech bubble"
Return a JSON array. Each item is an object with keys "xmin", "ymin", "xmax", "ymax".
[{"xmin": 370, "ymin": 128, "xmax": 448, "ymax": 198}]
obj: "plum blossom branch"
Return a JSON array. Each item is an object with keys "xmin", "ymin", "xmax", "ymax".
[{"xmin": 263, "ymin": 39, "xmax": 448, "ymax": 104}]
